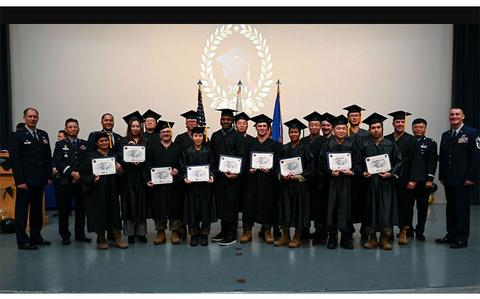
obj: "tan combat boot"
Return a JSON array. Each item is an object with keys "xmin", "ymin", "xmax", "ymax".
[
  {"xmin": 239, "ymin": 226, "xmax": 253, "ymax": 243},
  {"xmin": 171, "ymin": 230, "xmax": 181, "ymax": 245},
  {"xmin": 154, "ymin": 229, "xmax": 166, "ymax": 245},
  {"xmin": 264, "ymin": 225, "xmax": 274, "ymax": 244},
  {"xmin": 113, "ymin": 230, "xmax": 128, "ymax": 249},
  {"xmin": 274, "ymin": 227, "xmax": 291, "ymax": 246},
  {"xmin": 398, "ymin": 228, "xmax": 409, "ymax": 245},
  {"xmin": 380, "ymin": 237, "xmax": 393, "ymax": 250},
  {"xmin": 363, "ymin": 235, "xmax": 378, "ymax": 249},
  {"xmin": 97, "ymin": 231, "xmax": 108, "ymax": 250},
  {"xmin": 288, "ymin": 229, "xmax": 302, "ymax": 248}
]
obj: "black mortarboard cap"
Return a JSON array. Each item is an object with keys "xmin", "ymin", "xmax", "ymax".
[
  {"xmin": 362, "ymin": 112, "xmax": 387, "ymax": 126},
  {"xmin": 155, "ymin": 120, "xmax": 175, "ymax": 132},
  {"xmin": 330, "ymin": 115, "xmax": 349, "ymax": 127},
  {"xmin": 94, "ymin": 131, "xmax": 109, "ymax": 142},
  {"xmin": 180, "ymin": 110, "xmax": 199, "ymax": 120},
  {"xmin": 388, "ymin": 110, "xmax": 412, "ymax": 121},
  {"xmin": 321, "ymin": 112, "xmax": 335, "ymax": 123},
  {"xmin": 216, "ymin": 108, "xmax": 237, "ymax": 117},
  {"xmin": 343, "ymin": 104, "xmax": 365, "ymax": 114},
  {"xmin": 234, "ymin": 112, "xmax": 251, "ymax": 122},
  {"xmin": 123, "ymin": 111, "xmax": 143, "ymax": 124},
  {"xmin": 284, "ymin": 118, "xmax": 307, "ymax": 130},
  {"xmin": 191, "ymin": 127, "xmax": 206, "ymax": 134},
  {"xmin": 142, "ymin": 109, "xmax": 162, "ymax": 121},
  {"xmin": 303, "ymin": 111, "xmax": 323, "ymax": 122},
  {"xmin": 250, "ymin": 114, "xmax": 273, "ymax": 125}
]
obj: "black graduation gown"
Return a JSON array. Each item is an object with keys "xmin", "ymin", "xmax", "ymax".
[
  {"xmin": 79, "ymin": 150, "xmax": 122, "ymax": 233},
  {"xmin": 174, "ymin": 131, "xmax": 194, "ymax": 151},
  {"xmin": 360, "ymin": 138, "xmax": 403, "ymax": 227},
  {"xmin": 278, "ymin": 141, "xmax": 315, "ymax": 228},
  {"xmin": 209, "ymin": 128, "xmax": 246, "ymax": 222},
  {"xmin": 145, "ymin": 135, "xmax": 182, "ymax": 222},
  {"xmin": 301, "ymin": 134, "xmax": 326, "ymax": 223},
  {"xmin": 347, "ymin": 128, "xmax": 370, "ymax": 223},
  {"xmin": 238, "ymin": 134, "xmax": 256, "ymax": 213},
  {"xmin": 180, "ymin": 144, "xmax": 217, "ymax": 226},
  {"xmin": 120, "ymin": 139, "xmax": 147, "ymax": 224},
  {"xmin": 243, "ymin": 137, "xmax": 282, "ymax": 225},
  {"xmin": 318, "ymin": 138, "xmax": 362, "ymax": 232}
]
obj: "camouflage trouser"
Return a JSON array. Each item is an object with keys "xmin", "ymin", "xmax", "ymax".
[
  {"xmin": 366, "ymin": 226, "xmax": 393, "ymax": 239},
  {"xmin": 155, "ymin": 219, "xmax": 182, "ymax": 232},
  {"xmin": 189, "ymin": 223, "xmax": 210, "ymax": 235}
]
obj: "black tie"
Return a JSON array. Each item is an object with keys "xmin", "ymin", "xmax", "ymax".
[
  {"xmin": 32, "ymin": 130, "xmax": 38, "ymax": 141},
  {"xmin": 452, "ymin": 130, "xmax": 457, "ymax": 139}
]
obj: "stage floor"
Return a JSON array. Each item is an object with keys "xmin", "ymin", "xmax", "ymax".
[{"xmin": 0, "ymin": 204, "xmax": 479, "ymax": 293}]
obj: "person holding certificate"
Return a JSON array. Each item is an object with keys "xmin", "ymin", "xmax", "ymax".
[
  {"xmin": 317, "ymin": 115, "xmax": 362, "ymax": 249},
  {"xmin": 240, "ymin": 114, "xmax": 282, "ymax": 244},
  {"xmin": 146, "ymin": 120, "xmax": 183, "ymax": 245},
  {"xmin": 275, "ymin": 118, "xmax": 315, "ymax": 248},
  {"xmin": 180, "ymin": 127, "xmax": 216, "ymax": 247},
  {"xmin": 360, "ymin": 113, "xmax": 403, "ymax": 251},
  {"xmin": 121, "ymin": 111, "xmax": 148, "ymax": 244},
  {"xmin": 79, "ymin": 132, "xmax": 126, "ymax": 249},
  {"xmin": 209, "ymin": 108, "xmax": 246, "ymax": 246}
]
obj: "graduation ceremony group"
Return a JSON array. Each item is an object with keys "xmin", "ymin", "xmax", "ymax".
[{"xmin": 7, "ymin": 103, "xmax": 479, "ymax": 252}]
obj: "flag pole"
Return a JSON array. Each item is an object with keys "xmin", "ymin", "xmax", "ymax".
[{"xmin": 236, "ymin": 80, "xmax": 243, "ymax": 113}]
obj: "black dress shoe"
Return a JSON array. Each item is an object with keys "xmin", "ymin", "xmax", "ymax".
[
  {"xmin": 128, "ymin": 236, "xmax": 135, "ymax": 244},
  {"xmin": 212, "ymin": 231, "xmax": 226, "ymax": 242},
  {"xmin": 33, "ymin": 238, "xmax": 51, "ymax": 246},
  {"xmin": 75, "ymin": 236, "xmax": 92, "ymax": 243},
  {"xmin": 62, "ymin": 238, "xmax": 71, "ymax": 245},
  {"xmin": 435, "ymin": 236, "xmax": 453, "ymax": 244},
  {"xmin": 138, "ymin": 236, "xmax": 148, "ymax": 243},
  {"xmin": 416, "ymin": 233, "xmax": 426, "ymax": 241},
  {"xmin": 200, "ymin": 235, "xmax": 208, "ymax": 246},
  {"xmin": 327, "ymin": 237, "xmax": 338, "ymax": 249},
  {"xmin": 340, "ymin": 238, "xmax": 354, "ymax": 249},
  {"xmin": 218, "ymin": 234, "xmax": 237, "ymax": 246},
  {"xmin": 18, "ymin": 242, "xmax": 39, "ymax": 250},
  {"xmin": 190, "ymin": 235, "xmax": 199, "ymax": 247},
  {"xmin": 450, "ymin": 241, "xmax": 468, "ymax": 249}
]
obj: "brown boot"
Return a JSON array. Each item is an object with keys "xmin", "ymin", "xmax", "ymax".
[
  {"xmin": 97, "ymin": 231, "xmax": 108, "ymax": 250},
  {"xmin": 154, "ymin": 230, "xmax": 166, "ymax": 245},
  {"xmin": 288, "ymin": 229, "xmax": 302, "ymax": 248},
  {"xmin": 274, "ymin": 227, "xmax": 291, "ymax": 246},
  {"xmin": 239, "ymin": 227, "xmax": 253, "ymax": 243},
  {"xmin": 380, "ymin": 237, "xmax": 393, "ymax": 250},
  {"xmin": 171, "ymin": 231, "xmax": 181, "ymax": 245},
  {"xmin": 264, "ymin": 225, "xmax": 274, "ymax": 244},
  {"xmin": 398, "ymin": 228, "xmax": 409, "ymax": 245},
  {"xmin": 363, "ymin": 235, "xmax": 378, "ymax": 249},
  {"xmin": 113, "ymin": 230, "xmax": 128, "ymax": 249}
]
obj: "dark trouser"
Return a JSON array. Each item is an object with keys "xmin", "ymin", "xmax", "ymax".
[
  {"xmin": 189, "ymin": 223, "xmax": 210, "ymax": 235},
  {"xmin": 396, "ymin": 180, "xmax": 414, "ymax": 229},
  {"xmin": 221, "ymin": 221, "xmax": 237, "ymax": 237},
  {"xmin": 57, "ymin": 183, "xmax": 87, "ymax": 240},
  {"xmin": 444, "ymin": 185, "xmax": 472, "ymax": 242},
  {"xmin": 410, "ymin": 182, "xmax": 430, "ymax": 234},
  {"xmin": 15, "ymin": 186, "xmax": 44, "ymax": 245}
]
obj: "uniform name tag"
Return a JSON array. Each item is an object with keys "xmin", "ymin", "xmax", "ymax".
[{"xmin": 24, "ymin": 140, "xmax": 31, "ymax": 144}]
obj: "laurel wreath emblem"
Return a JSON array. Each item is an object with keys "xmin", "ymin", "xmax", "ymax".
[{"xmin": 200, "ymin": 24, "xmax": 274, "ymax": 114}]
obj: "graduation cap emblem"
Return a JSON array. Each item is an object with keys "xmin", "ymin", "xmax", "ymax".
[{"xmin": 216, "ymin": 46, "xmax": 254, "ymax": 85}]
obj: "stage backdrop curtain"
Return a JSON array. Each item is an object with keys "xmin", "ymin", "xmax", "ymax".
[
  {"xmin": 452, "ymin": 24, "xmax": 479, "ymax": 204},
  {"xmin": 0, "ymin": 24, "xmax": 12, "ymax": 150}
]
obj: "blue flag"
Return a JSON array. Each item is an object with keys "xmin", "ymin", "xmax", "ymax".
[{"xmin": 271, "ymin": 88, "xmax": 283, "ymax": 143}]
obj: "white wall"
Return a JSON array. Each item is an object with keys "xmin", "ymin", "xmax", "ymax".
[{"xmin": 9, "ymin": 24, "xmax": 453, "ymax": 203}]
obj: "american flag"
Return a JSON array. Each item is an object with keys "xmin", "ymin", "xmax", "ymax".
[{"xmin": 196, "ymin": 80, "xmax": 206, "ymax": 127}]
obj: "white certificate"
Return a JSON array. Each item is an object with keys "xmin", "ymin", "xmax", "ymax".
[
  {"xmin": 187, "ymin": 165, "xmax": 210, "ymax": 182},
  {"xmin": 151, "ymin": 167, "xmax": 173, "ymax": 185},
  {"xmin": 251, "ymin": 152, "xmax": 274, "ymax": 169},
  {"xmin": 328, "ymin": 152, "xmax": 352, "ymax": 171},
  {"xmin": 218, "ymin": 155, "xmax": 242, "ymax": 174},
  {"xmin": 92, "ymin": 157, "xmax": 116, "ymax": 176},
  {"xmin": 123, "ymin": 145, "xmax": 145, "ymax": 163},
  {"xmin": 365, "ymin": 154, "xmax": 391, "ymax": 174},
  {"xmin": 280, "ymin": 157, "xmax": 303, "ymax": 176}
]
